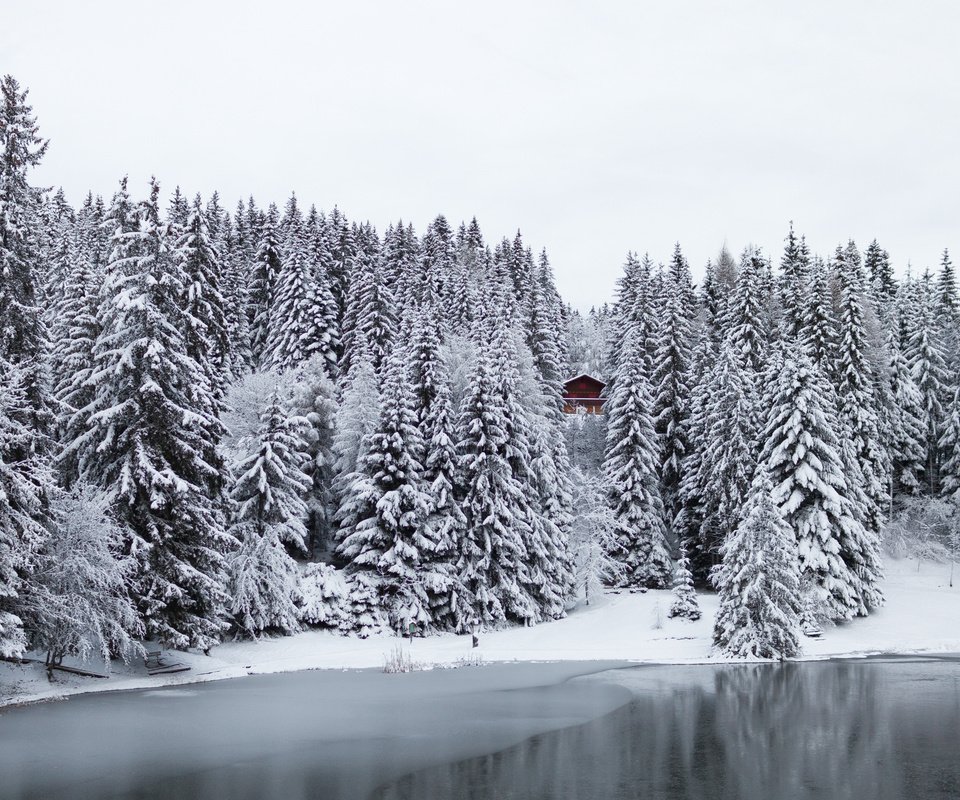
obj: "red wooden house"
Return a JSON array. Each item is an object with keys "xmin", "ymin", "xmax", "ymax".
[{"xmin": 562, "ymin": 374, "xmax": 607, "ymax": 414}]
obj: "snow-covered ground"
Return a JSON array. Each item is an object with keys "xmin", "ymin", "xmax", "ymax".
[{"xmin": 2, "ymin": 556, "xmax": 957, "ymax": 709}]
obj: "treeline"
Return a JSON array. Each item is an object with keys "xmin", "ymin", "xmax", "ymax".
[
  {"xmin": 570, "ymin": 231, "xmax": 958, "ymax": 657},
  {"xmin": 0, "ymin": 76, "xmax": 575, "ymax": 662},
  {"xmin": 3, "ymin": 73, "xmax": 956, "ymax": 666}
]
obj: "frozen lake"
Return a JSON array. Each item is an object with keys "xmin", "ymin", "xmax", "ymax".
[{"xmin": 1, "ymin": 657, "xmax": 958, "ymax": 799}]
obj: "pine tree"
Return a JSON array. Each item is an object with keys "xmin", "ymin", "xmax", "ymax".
[
  {"xmin": 0, "ymin": 359, "xmax": 49, "ymax": 657},
  {"xmin": 651, "ymin": 269, "xmax": 692, "ymax": 532},
  {"xmin": 219, "ymin": 215, "xmax": 253, "ymax": 377},
  {"xmin": 668, "ymin": 541, "xmax": 701, "ymax": 621},
  {"xmin": 340, "ymin": 226, "xmax": 395, "ymax": 375},
  {"xmin": 454, "ymin": 332, "xmax": 535, "ymax": 627},
  {"xmin": 712, "ymin": 470, "xmax": 802, "ymax": 660},
  {"xmin": 686, "ymin": 341, "xmax": 759, "ymax": 579},
  {"xmin": 332, "ymin": 349, "xmax": 381, "ymax": 551},
  {"xmin": 779, "ymin": 223, "xmax": 810, "ymax": 340},
  {"xmin": 864, "ymin": 239, "xmax": 896, "ymax": 304},
  {"xmin": 801, "ymin": 257, "xmax": 838, "ymax": 379},
  {"xmin": 834, "ymin": 250, "xmax": 887, "ymax": 536},
  {"xmin": 176, "ymin": 195, "xmax": 231, "ymax": 403},
  {"xmin": 906, "ymin": 282, "xmax": 949, "ymax": 493},
  {"xmin": 727, "ymin": 247, "xmax": 769, "ymax": 374},
  {"xmin": 937, "ymin": 249, "xmax": 956, "ymax": 316},
  {"xmin": 69, "ymin": 180, "xmax": 232, "ymax": 650},
  {"xmin": 602, "ymin": 327, "xmax": 672, "ymax": 588},
  {"xmin": 888, "ymin": 333, "xmax": 927, "ymax": 499},
  {"xmin": 607, "ymin": 252, "xmax": 655, "ymax": 378},
  {"xmin": 336, "ymin": 350, "xmax": 432, "ymax": 632},
  {"xmin": 228, "ymin": 393, "xmax": 311, "ymax": 637},
  {"xmin": 288, "ymin": 355, "xmax": 339, "ymax": 559},
  {"xmin": 938, "ymin": 385, "xmax": 960, "ymax": 504},
  {"xmin": 0, "ymin": 75, "xmax": 53, "ymax": 442},
  {"xmin": 263, "ymin": 210, "xmax": 337, "ymax": 373},
  {"xmin": 759, "ymin": 351, "xmax": 877, "ymax": 621},
  {"xmin": 248, "ymin": 204, "xmax": 282, "ymax": 365},
  {"xmin": 498, "ymin": 324, "xmax": 571, "ymax": 621},
  {"xmin": 50, "ymin": 230, "xmax": 102, "ymax": 482},
  {"xmin": 409, "ymin": 308, "xmax": 463, "ymax": 625}
]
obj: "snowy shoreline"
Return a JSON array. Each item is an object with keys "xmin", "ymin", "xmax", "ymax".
[{"xmin": 2, "ymin": 557, "xmax": 957, "ymax": 710}]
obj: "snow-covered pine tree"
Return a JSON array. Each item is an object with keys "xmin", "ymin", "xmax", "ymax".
[
  {"xmin": 0, "ymin": 75, "xmax": 53, "ymax": 442},
  {"xmin": 454, "ymin": 330, "xmax": 536, "ymax": 627},
  {"xmin": 834, "ymin": 250, "xmax": 888, "ymax": 537},
  {"xmin": 0, "ymin": 359, "xmax": 49, "ymax": 657},
  {"xmin": 304, "ymin": 206, "xmax": 340, "ymax": 377},
  {"xmin": 263, "ymin": 208, "xmax": 336, "ymax": 373},
  {"xmin": 887, "ymin": 331, "xmax": 927, "ymax": 499},
  {"xmin": 651, "ymin": 267, "xmax": 692, "ymax": 533},
  {"xmin": 409, "ymin": 307, "xmax": 462, "ymax": 626},
  {"xmin": 336, "ymin": 349, "xmax": 432, "ymax": 632},
  {"xmin": 937, "ymin": 249, "xmax": 956, "ymax": 317},
  {"xmin": 50, "ymin": 227, "xmax": 102, "ymax": 482},
  {"xmin": 166, "ymin": 186, "xmax": 189, "ymax": 233},
  {"xmin": 70, "ymin": 179, "xmax": 233, "ymax": 651},
  {"xmin": 449, "ymin": 217, "xmax": 485, "ymax": 335},
  {"xmin": 39, "ymin": 194, "xmax": 76, "ymax": 331},
  {"xmin": 779, "ymin": 223, "xmax": 810, "ymax": 340},
  {"xmin": 905, "ymin": 280, "xmax": 949, "ymax": 494},
  {"xmin": 602, "ymin": 326, "xmax": 672, "ymax": 589},
  {"xmin": 759, "ymin": 350, "xmax": 876, "ymax": 621},
  {"xmin": 500, "ymin": 323, "xmax": 571, "ymax": 622},
  {"xmin": 606, "ymin": 252, "xmax": 655, "ymax": 379},
  {"xmin": 218, "ymin": 214, "xmax": 253, "ymax": 377},
  {"xmin": 176, "ymin": 194, "xmax": 231, "ymax": 404},
  {"xmin": 668, "ymin": 541, "xmax": 700, "ymax": 621},
  {"xmin": 288, "ymin": 355, "xmax": 339, "ymax": 559},
  {"xmin": 687, "ymin": 341, "xmax": 759, "ymax": 580},
  {"xmin": 339, "ymin": 225, "xmax": 395, "ymax": 376},
  {"xmin": 864, "ymin": 239, "xmax": 896, "ymax": 305},
  {"xmin": 712, "ymin": 469, "xmax": 802, "ymax": 660},
  {"xmin": 800, "ymin": 256, "xmax": 839, "ymax": 380},
  {"xmin": 247, "ymin": 203, "xmax": 282, "ymax": 365},
  {"xmin": 727, "ymin": 247, "xmax": 769, "ymax": 375},
  {"xmin": 421, "ymin": 215, "xmax": 457, "ymax": 316},
  {"xmin": 938, "ymin": 385, "xmax": 960, "ymax": 505},
  {"xmin": 228, "ymin": 392, "xmax": 311, "ymax": 637},
  {"xmin": 325, "ymin": 206, "xmax": 355, "ymax": 327}
]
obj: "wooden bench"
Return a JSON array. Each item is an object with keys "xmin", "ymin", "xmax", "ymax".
[{"xmin": 143, "ymin": 643, "xmax": 191, "ymax": 676}]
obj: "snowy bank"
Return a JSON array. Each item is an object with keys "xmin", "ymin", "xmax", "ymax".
[{"xmin": 2, "ymin": 557, "xmax": 958, "ymax": 708}]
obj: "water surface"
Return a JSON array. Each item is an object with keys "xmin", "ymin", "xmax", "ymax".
[{"xmin": 1, "ymin": 656, "xmax": 958, "ymax": 799}]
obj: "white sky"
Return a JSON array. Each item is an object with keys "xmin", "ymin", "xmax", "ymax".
[{"xmin": 5, "ymin": 1, "xmax": 958, "ymax": 310}]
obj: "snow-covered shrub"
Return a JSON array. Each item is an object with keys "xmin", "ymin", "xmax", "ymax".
[
  {"xmin": 882, "ymin": 497, "xmax": 957, "ymax": 564},
  {"xmin": 21, "ymin": 486, "xmax": 143, "ymax": 666},
  {"xmin": 568, "ymin": 469, "xmax": 623, "ymax": 605},
  {"xmin": 298, "ymin": 562, "xmax": 350, "ymax": 631}
]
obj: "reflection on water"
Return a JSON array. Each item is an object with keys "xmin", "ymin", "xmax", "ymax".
[{"xmin": 377, "ymin": 659, "xmax": 960, "ymax": 800}]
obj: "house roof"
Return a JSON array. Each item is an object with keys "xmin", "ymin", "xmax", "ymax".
[{"xmin": 562, "ymin": 373, "xmax": 607, "ymax": 388}]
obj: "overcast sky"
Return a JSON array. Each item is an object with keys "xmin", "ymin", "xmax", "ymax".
[{"xmin": 5, "ymin": 1, "xmax": 958, "ymax": 310}]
